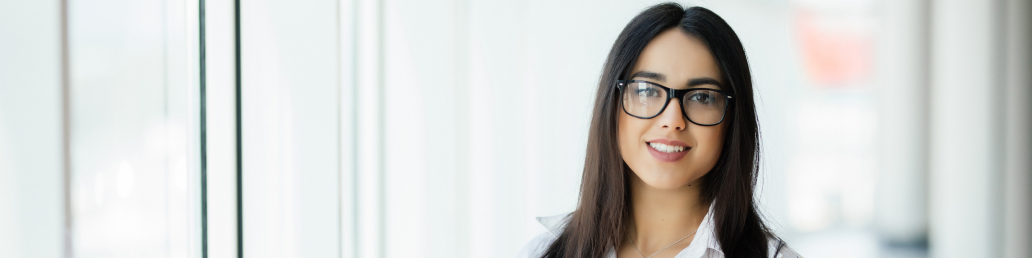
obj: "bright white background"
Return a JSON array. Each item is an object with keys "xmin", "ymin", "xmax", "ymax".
[{"xmin": 1, "ymin": 0, "xmax": 1030, "ymax": 258}]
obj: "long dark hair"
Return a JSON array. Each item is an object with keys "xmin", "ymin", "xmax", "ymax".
[{"xmin": 541, "ymin": 3, "xmax": 771, "ymax": 257}]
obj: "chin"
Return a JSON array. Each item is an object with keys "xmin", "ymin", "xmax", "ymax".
[{"xmin": 639, "ymin": 170, "xmax": 694, "ymax": 190}]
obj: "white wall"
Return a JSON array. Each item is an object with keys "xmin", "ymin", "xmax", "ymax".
[
  {"xmin": 875, "ymin": 0, "xmax": 928, "ymax": 245},
  {"xmin": 0, "ymin": 1, "xmax": 64, "ymax": 257},
  {"xmin": 928, "ymin": 0, "xmax": 1003, "ymax": 256},
  {"xmin": 240, "ymin": 0, "xmax": 343, "ymax": 257}
]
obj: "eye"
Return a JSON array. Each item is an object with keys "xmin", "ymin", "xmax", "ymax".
[
  {"xmin": 688, "ymin": 91, "xmax": 715, "ymax": 104},
  {"xmin": 636, "ymin": 87, "xmax": 662, "ymax": 98}
]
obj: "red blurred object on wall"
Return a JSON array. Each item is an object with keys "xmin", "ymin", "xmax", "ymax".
[{"xmin": 794, "ymin": 9, "xmax": 875, "ymax": 88}]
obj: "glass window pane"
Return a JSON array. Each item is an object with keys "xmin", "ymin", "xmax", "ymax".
[{"xmin": 68, "ymin": 0, "xmax": 202, "ymax": 257}]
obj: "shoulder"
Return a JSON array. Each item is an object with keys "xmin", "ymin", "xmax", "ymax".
[
  {"xmin": 767, "ymin": 236, "xmax": 802, "ymax": 258},
  {"xmin": 517, "ymin": 212, "xmax": 572, "ymax": 258}
]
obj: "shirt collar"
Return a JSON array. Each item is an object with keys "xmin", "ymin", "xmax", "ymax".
[
  {"xmin": 535, "ymin": 212, "xmax": 572, "ymax": 237},
  {"xmin": 535, "ymin": 201, "xmax": 723, "ymax": 256}
]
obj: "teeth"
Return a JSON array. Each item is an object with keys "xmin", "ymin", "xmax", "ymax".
[{"xmin": 649, "ymin": 142, "xmax": 685, "ymax": 153}]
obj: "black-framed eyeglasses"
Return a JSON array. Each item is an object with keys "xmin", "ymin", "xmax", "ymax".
[{"xmin": 616, "ymin": 80, "xmax": 733, "ymax": 126}]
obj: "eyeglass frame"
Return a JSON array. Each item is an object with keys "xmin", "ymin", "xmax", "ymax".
[{"xmin": 615, "ymin": 79, "xmax": 734, "ymax": 126}]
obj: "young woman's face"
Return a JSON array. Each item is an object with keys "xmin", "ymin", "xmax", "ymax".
[{"xmin": 618, "ymin": 28, "xmax": 727, "ymax": 190}]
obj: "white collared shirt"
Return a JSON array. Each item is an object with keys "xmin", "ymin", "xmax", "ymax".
[{"xmin": 517, "ymin": 202, "xmax": 801, "ymax": 258}]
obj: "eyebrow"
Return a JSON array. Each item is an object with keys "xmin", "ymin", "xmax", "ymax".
[
  {"xmin": 631, "ymin": 70, "xmax": 723, "ymax": 88},
  {"xmin": 688, "ymin": 78, "xmax": 723, "ymax": 88},
  {"xmin": 630, "ymin": 71, "xmax": 666, "ymax": 82}
]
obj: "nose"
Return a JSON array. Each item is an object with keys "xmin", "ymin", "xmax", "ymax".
[{"xmin": 657, "ymin": 99, "xmax": 687, "ymax": 131}]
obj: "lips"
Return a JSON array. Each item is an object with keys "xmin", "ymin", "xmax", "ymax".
[
  {"xmin": 646, "ymin": 139, "xmax": 689, "ymax": 162},
  {"xmin": 648, "ymin": 142, "xmax": 686, "ymax": 153}
]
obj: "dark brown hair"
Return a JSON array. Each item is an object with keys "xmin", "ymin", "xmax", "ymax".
[{"xmin": 541, "ymin": 3, "xmax": 772, "ymax": 257}]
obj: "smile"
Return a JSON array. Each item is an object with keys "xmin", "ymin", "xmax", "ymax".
[
  {"xmin": 645, "ymin": 140, "xmax": 690, "ymax": 162},
  {"xmin": 648, "ymin": 142, "xmax": 687, "ymax": 153}
]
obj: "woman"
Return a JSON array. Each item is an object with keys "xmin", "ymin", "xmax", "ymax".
[{"xmin": 518, "ymin": 3, "xmax": 799, "ymax": 258}]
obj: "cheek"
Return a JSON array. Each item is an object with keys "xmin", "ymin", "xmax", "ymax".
[{"xmin": 688, "ymin": 124, "xmax": 726, "ymax": 168}]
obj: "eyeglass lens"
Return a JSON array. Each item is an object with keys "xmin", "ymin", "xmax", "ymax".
[{"xmin": 621, "ymin": 81, "xmax": 727, "ymax": 125}]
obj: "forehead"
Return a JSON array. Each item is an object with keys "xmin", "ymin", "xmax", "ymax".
[{"xmin": 631, "ymin": 28, "xmax": 722, "ymax": 87}]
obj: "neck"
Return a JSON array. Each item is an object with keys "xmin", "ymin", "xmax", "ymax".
[{"xmin": 628, "ymin": 174, "xmax": 708, "ymax": 251}]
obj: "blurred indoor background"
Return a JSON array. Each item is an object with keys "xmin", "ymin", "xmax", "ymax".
[{"xmin": 0, "ymin": 0, "xmax": 1029, "ymax": 257}]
